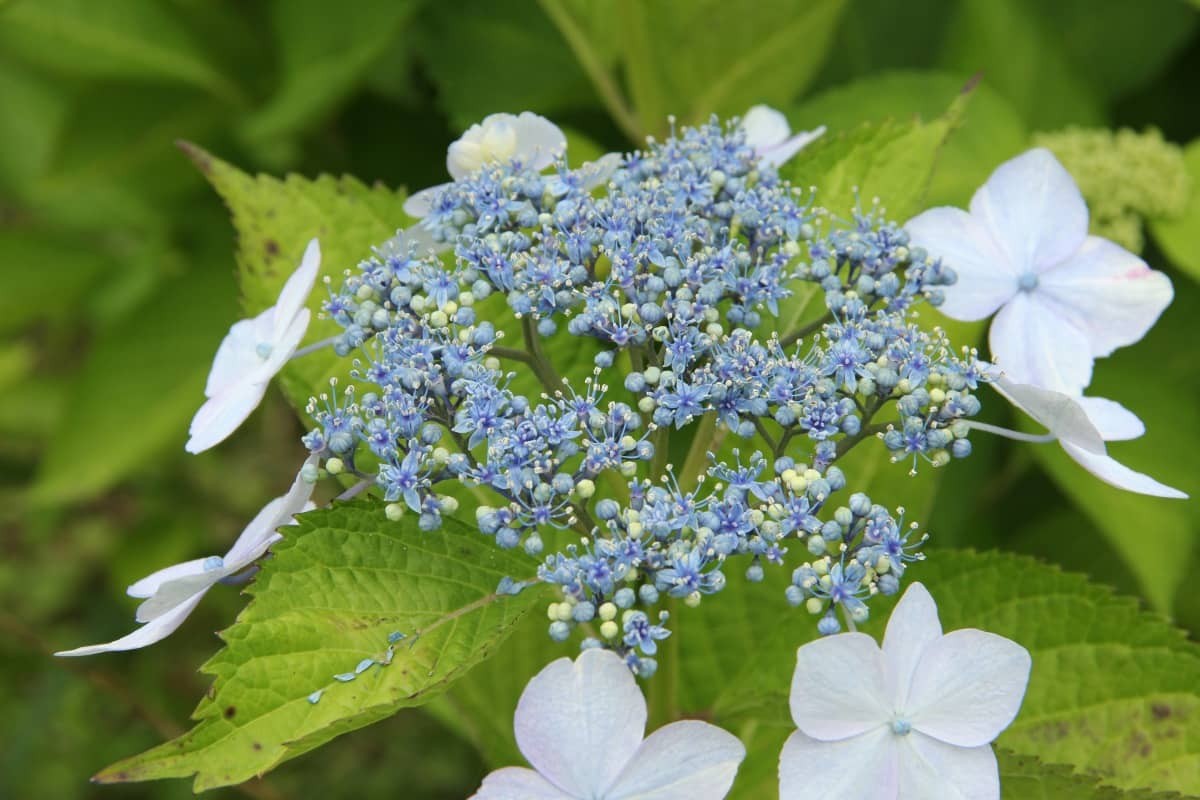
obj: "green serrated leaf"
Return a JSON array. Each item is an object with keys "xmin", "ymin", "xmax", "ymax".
[
  {"xmin": 0, "ymin": 0, "xmax": 242, "ymax": 103},
  {"xmin": 182, "ymin": 143, "xmax": 413, "ymax": 413},
  {"xmin": 1150, "ymin": 138, "xmax": 1200, "ymax": 282},
  {"xmin": 96, "ymin": 501, "xmax": 547, "ymax": 791}
]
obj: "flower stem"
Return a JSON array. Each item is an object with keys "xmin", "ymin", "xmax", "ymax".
[
  {"xmin": 521, "ymin": 316, "xmax": 566, "ymax": 395},
  {"xmin": 291, "ymin": 336, "xmax": 339, "ymax": 359},
  {"xmin": 678, "ymin": 412, "xmax": 720, "ymax": 490},
  {"xmin": 961, "ymin": 420, "xmax": 1058, "ymax": 444}
]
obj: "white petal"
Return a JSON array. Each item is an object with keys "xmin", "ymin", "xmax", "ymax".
[
  {"xmin": 741, "ymin": 105, "xmax": 791, "ymax": 150},
  {"xmin": 126, "ymin": 558, "xmax": 211, "ymax": 598},
  {"xmin": 1077, "ymin": 396, "xmax": 1145, "ymax": 441},
  {"xmin": 469, "ymin": 767, "xmax": 573, "ymax": 800},
  {"xmin": 759, "ymin": 126, "xmax": 826, "ymax": 169},
  {"xmin": 578, "ymin": 153, "xmax": 622, "ymax": 192},
  {"xmin": 204, "ymin": 312, "xmax": 272, "ymax": 398},
  {"xmin": 779, "ymin": 728, "xmax": 897, "ymax": 800},
  {"xmin": 54, "ymin": 591, "xmax": 208, "ymax": 657},
  {"xmin": 904, "ymin": 207, "xmax": 1017, "ymax": 321},
  {"xmin": 185, "ymin": 380, "xmax": 270, "ymax": 454},
  {"xmin": 989, "ymin": 376, "xmax": 1105, "ymax": 454},
  {"xmin": 514, "ymin": 649, "xmax": 646, "ymax": 797},
  {"xmin": 403, "ymin": 184, "xmax": 445, "ymax": 218},
  {"xmin": 225, "ymin": 455, "xmax": 319, "ymax": 566},
  {"xmin": 135, "ymin": 571, "xmax": 224, "ymax": 623},
  {"xmin": 790, "ymin": 633, "xmax": 891, "ymax": 741},
  {"xmin": 272, "ymin": 238, "xmax": 320, "ymax": 341},
  {"xmin": 898, "ymin": 734, "xmax": 998, "ymax": 800},
  {"xmin": 968, "ymin": 148, "xmax": 1088, "ymax": 273},
  {"xmin": 260, "ymin": 309, "xmax": 310, "ymax": 383},
  {"xmin": 989, "ymin": 291, "xmax": 1094, "ymax": 395},
  {"xmin": 511, "ymin": 111, "xmax": 568, "ymax": 171},
  {"xmin": 606, "ymin": 720, "xmax": 745, "ymax": 800},
  {"xmin": 1062, "ymin": 441, "xmax": 1188, "ymax": 499},
  {"xmin": 882, "ymin": 583, "xmax": 942, "ymax": 709},
  {"xmin": 1038, "ymin": 236, "xmax": 1173, "ymax": 358},
  {"xmin": 906, "ymin": 629, "xmax": 1031, "ymax": 748}
]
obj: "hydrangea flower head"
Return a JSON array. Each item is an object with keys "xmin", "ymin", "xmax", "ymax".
[
  {"xmin": 471, "ymin": 648, "xmax": 745, "ymax": 799},
  {"xmin": 187, "ymin": 239, "xmax": 321, "ymax": 453},
  {"xmin": 780, "ymin": 582, "xmax": 1031, "ymax": 799}
]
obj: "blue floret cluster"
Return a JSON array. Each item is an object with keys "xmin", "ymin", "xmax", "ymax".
[{"xmin": 303, "ymin": 118, "xmax": 986, "ymax": 675}]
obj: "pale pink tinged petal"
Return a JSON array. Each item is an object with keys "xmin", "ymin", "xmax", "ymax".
[
  {"xmin": 760, "ymin": 126, "xmax": 826, "ymax": 168},
  {"xmin": 403, "ymin": 184, "xmax": 446, "ymax": 218},
  {"xmin": 779, "ymin": 728, "xmax": 897, "ymax": 800},
  {"xmin": 514, "ymin": 650, "xmax": 646, "ymax": 796},
  {"xmin": 1061, "ymin": 441, "xmax": 1189, "ymax": 499},
  {"xmin": 898, "ymin": 734, "xmax": 998, "ymax": 800},
  {"xmin": 1076, "ymin": 396, "xmax": 1145, "ymax": 441},
  {"xmin": 988, "ymin": 291, "xmax": 1094, "ymax": 396},
  {"xmin": 968, "ymin": 148, "xmax": 1088, "ymax": 273},
  {"xmin": 906, "ymin": 630, "xmax": 1031, "ymax": 748},
  {"xmin": 904, "ymin": 207, "xmax": 1017, "ymax": 321},
  {"xmin": 135, "ymin": 571, "xmax": 224, "ymax": 622},
  {"xmin": 990, "ymin": 376, "xmax": 1105, "ymax": 454},
  {"xmin": 469, "ymin": 767, "xmax": 573, "ymax": 800},
  {"xmin": 272, "ymin": 238, "xmax": 321, "ymax": 339},
  {"xmin": 790, "ymin": 633, "xmax": 891, "ymax": 741},
  {"xmin": 54, "ymin": 591, "xmax": 208, "ymax": 657},
  {"xmin": 881, "ymin": 583, "xmax": 942, "ymax": 709},
  {"xmin": 204, "ymin": 314, "xmax": 270, "ymax": 398},
  {"xmin": 185, "ymin": 380, "xmax": 269, "ymax": 454},
  {"xmin": 606, "ymin": 720, "xmax": 745, "ymax": 800},
  {"xmin": 126, "ymin": 558, "xmax": 211, "ymax": 598},
  {"xmin": 1038, "ymin": 236, "xmax": 1174, "ymax": 358},
  {"xmin": 741, "ymin": 105, "xmax": 791, "ymax": 150}
]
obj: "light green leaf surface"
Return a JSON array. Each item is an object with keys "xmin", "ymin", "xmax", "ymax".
[
  {"xmin": 1150, "ymin": 138, "xmax": 1200, "ymax": 282},
  {"xmin": 183, "ymin": 143, "xmax": 413, "ymax": 412},
  {"xmin": 30, "ymin": 265, "xmax": 236, "ymax": 505},
  {"xmin": 0, "ymin": 0, "xmax": 241, "ymax": 102},
  {"xmin": 96, "ymin": 502, "xmax": 547, "ymax": 791}
]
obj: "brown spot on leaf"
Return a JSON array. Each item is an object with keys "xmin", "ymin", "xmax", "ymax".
[
  {"xmin": 224, "ymin": 705, "xmax": 237, "ymax": 719},
  {"xmin": 1152, "ymin": 703, "xmax": 1172, "ymax": 720},
  {"xmin": 252, "ymin": 742, "xmax": 263, "ymax": 751},
  {"xmin": 265, "ymin": 239, "xmax": 280, "ymax": 258}
]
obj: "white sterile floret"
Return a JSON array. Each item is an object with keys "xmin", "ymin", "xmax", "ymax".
[
  {"xmin": 55, "ymin": 456, "xmax": 319, "ymax": 656},
  {"xmin": 905, "ymin": 148, "xmax": 1173, "ymax": 396},
  {"xmin": 186, "ymin": 239, "xmax": 321, "ymax": 454},
  {"xmin": 990, "ymin": 375, "xmax": 1187, "ymax": 499},
  {"xmin": 740, "ymin": 104, "xmax": 826, "ymax": 168},
  {"xmin": 471, "ymin": 649, "xmax": 745, "ymax": 799},
  {"xmin": 779, "ymin": 582, "xmax": 1031, "ymax": 799}
]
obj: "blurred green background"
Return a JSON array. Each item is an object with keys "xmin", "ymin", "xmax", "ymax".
[{"xmin": 2, "ymin": 0, "xmax": 1198, "ymax": 797}]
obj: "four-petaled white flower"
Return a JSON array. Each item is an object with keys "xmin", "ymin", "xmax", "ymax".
[
  {"xmin": 905, "ymin": 148, "xmax": 1173, "ymax": 397},
  {"xmin": 56, "ymin": 456, "xmax": 318, "ymax": 656},
  {"xmin": 186, "ymin": 239, "xmax": 321, "ymax": 454},
  {"xmin": 471, "ymin": 648, "xmax": 745, "ymax": 799},
  {"xmin": 991, "ymin": 374, "xmax": 1187, "ymax": 498},
  {"xmin": 780, "ymin": 582, "xmax": 1031, "ymax": 800},
  {"xmin": 740, "ymin": 105, "xmax": 826, "ymax": 168}
]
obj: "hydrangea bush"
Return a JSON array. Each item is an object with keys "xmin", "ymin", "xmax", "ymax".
[{"xmin": 57, "ymin": 108, "xmax": 1194, "ymax": 800}]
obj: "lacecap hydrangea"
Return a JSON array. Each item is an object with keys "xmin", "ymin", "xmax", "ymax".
[{"xmin": 303, "ymin": 118, "xmax": 985, "ymax": 676}]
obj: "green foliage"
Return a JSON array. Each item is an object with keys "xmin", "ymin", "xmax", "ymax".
[
  {"xmin": 184, "ymin": 143, "xmax": 413, "ymax": 413},
  {"xmin": 1151, "ymin": 138, "xmax": 1200, "ymax": 282},
  {"xmin": 97, "ymin": 501, "xmax": 547, "ymax": 791},
  {"xmin": 31, "ymin": 265, "xmax": 237, "ymax": 505}
]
